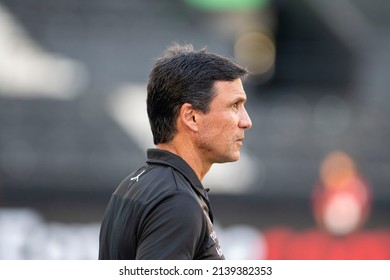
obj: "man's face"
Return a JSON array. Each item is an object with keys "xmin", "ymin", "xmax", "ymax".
[{"xmin": 196, "ymin": 78, "xmax": 252, "ymax": 164}]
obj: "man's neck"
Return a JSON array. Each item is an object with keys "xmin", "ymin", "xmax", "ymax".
[{"xmin": 156, "ymin": 139, "xmax": 211, "ymax": 181}]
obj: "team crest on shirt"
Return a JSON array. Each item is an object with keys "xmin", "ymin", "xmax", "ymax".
[
  {"xmin": 198, "ymin": 196, "xmax": 224, "ymax": 258},
  {"xmin": 205, "ymin": 215, "xmax": 223, "ymax": 257},
  {"xmin": 210, "ymin": 227, "xmax": 223, "ymax": 257}
]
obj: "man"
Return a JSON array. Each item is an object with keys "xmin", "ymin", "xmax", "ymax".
[{"xmin": 99, "ymin": 43, "xmax": 252, "ymax": 260}]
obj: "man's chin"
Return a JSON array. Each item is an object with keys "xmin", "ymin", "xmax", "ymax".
[{"xmin": 221, "ymin": 152, "xmax": 240, "ymax": 163}]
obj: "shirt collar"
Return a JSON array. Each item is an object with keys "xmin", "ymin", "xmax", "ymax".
[{"xmin": 146, "ymin": 148, "xmax": 208, "ymax": 198}]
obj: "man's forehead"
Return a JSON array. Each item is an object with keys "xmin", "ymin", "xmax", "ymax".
[
  {"xmin": 214, "ymin": 79, "xmax": 244, "ymax": 90},
  {"xmin": 213, "ymin": 79, "xmax": 246, "ymax": 98}
]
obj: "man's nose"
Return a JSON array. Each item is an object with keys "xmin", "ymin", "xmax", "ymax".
[{"xmin": 239, "ymin": 107, "xmax": 252, "ymax": 129}]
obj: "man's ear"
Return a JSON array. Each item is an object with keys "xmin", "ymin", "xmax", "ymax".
[{"xmin": 179, "ymin": 103, "xmax": 199, "ymax": 132}]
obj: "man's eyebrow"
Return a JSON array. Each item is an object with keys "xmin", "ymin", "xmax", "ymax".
[{"xmin": 232, "ymin": 93, "xmax": 247, "ymax": 103}]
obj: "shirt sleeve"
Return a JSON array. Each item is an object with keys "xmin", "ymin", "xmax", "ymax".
[{"xmin": 135, "ymin": 191, "xmax": 207, "ymax": 259}]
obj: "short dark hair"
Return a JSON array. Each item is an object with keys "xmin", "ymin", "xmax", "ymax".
[{"xmin": 147, "ymin": 43, "xmax": 248, "ymax": 144}]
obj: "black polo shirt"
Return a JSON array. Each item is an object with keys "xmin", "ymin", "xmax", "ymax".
[{"xmin": 98, "ymin": 148, "xmax": 224, "ymax": 260}]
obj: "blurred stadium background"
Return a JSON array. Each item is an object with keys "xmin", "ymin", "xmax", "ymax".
[{"xmin": 0, "ymin": 0, "xmax": 389, "ymax": 259}]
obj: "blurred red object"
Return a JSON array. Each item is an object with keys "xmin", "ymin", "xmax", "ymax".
[
  {"xmin": 263, "ymin": 227, "xmax": 390, "ymax": 259},
  {"xmin": 312, "ymin": 151, "xmax": 371, "ymax": 236},
  {"xmin": 260, "ymin": 150, "xmax": 390, "ymax": 260}
]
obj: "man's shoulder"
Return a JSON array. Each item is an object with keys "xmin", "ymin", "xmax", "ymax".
[{"xmin": 114, "ymin": 163, "xmax": 194, "ymax": 201}]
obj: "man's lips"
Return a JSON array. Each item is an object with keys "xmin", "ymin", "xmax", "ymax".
[{"xmin": 236, "ymin": 138, "xmax": 244, "ymax": 145}]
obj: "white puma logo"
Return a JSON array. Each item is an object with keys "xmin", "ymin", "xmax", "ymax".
[{"xmin": 130, "ymin": 170, "xmax": 145, "ymax": 182}]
